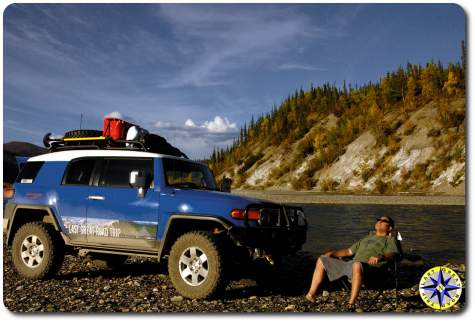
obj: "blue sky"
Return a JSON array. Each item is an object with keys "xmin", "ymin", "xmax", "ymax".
[{"xmin": 3, "ymin": 3, "xmax": 465, "ymax": 159}]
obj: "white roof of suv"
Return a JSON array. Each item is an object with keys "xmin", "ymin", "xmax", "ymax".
[{"xmin": 29, "ymin": 150, "xmax": 178, "ymax": 162}]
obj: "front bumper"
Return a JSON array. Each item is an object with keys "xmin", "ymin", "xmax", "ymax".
[{"xmin": 229, "ymin": 204, "xmax": 307, "ymax": 255}]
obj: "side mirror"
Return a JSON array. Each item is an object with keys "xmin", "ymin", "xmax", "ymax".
[
  {"xmin": 220, "ymin": 177, "xmax": 232, "ymax": 193},
  {"xmin": 130, "ymin": 170, "xmax": 146, "ymax": 198}
]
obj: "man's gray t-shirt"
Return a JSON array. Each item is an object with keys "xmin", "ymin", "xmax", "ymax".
[{"xmin": 350, "ymin": 234, "xmax": 399, "ymax": 265}]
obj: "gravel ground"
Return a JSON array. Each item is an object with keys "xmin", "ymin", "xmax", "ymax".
[
  {"xmin": 3, "ymin": 240, "xmax": 465, "ymax": 313},
  {"xmin": 234, "ymin": 191, "xmax": 465, "ymax": 206}
]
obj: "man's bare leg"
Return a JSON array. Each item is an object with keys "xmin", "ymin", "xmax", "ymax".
[
  {"xmin": 349, "ymin": 262, "xmax": 363, "ymax": 305},
  {"xmin": 306, "ymin": 256, "xmax": 327, "ymax": 302}
]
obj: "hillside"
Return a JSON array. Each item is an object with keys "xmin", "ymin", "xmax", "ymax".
[{"xmin": 207, "ymin": 61, "xmax": 465, "ymax": 195}]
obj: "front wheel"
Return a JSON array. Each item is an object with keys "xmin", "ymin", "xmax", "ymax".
[
  {"xmin": 11, "ymin": 222, "xmax": 64, "ymax": 279},
  {"xmin": 168, "ymin": 231, "xmax": 227, "ymax": 299}
]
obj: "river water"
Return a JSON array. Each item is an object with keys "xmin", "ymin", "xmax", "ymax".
[{"xmin": 295, "ymin": 203, "xmax": 466, "ymax": 265}]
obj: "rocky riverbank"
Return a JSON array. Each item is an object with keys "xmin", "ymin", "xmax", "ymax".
[
  {"xmin": 233, "ymin": 191, "xmax": 465, "ymax": 206},
  {"xmin": 3, "ymin": 242, "xmax": 465, "ymax": 313}
]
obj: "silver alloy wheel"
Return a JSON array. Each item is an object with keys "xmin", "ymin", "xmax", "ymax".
[
  {"xmin": 20, "ymin": 234, "xmax": 44, "ymax": 268},
  {"xmin": 179, "ymin": 246, "xmax": 209, "ymax": 286}
]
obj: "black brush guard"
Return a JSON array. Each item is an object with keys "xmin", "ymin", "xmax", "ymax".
[{"xmin": 229, "ymin": 203, "xmax": 308, "ymax": 255}]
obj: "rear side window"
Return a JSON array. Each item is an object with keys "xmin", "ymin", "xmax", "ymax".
[
  {"xmin": 100, "ymin": 158, "xmax": 153, "ymax": 188},
  {"xmin": 16, "ymin": 162, "xmax": 44, "ymax": 183},
  {"xmin": 63, "ymin": 159, "xmax": 96, "ymax": 185}
]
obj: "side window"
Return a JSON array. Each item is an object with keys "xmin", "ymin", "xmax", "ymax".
[
  {"xmin": 16, "ymin": 162, "xmax": 44, "ymax": 183},
  {"xmin": 63, "ymin": 159, "xmax": 96, "ymax": 185},
  {"xmin": 100, "ymin": 159, "xmax": 153, "ymax": 188}
]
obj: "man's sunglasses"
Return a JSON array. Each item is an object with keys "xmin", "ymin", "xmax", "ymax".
[{"xmin": 376, "ymin": 218, "xmax": 391, "ymax": 224}]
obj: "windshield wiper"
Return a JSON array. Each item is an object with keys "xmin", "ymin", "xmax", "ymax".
[
  {"xmin": 195, "ymin": 186, "xmax": 219, "ymax": 191},
  {"xmin": 169, "ymin": 182, "xmax": 197, "ymax": 189},
  {"xmin": 169, "ymin": 182, "xmax": 217, "ymax": 191}
]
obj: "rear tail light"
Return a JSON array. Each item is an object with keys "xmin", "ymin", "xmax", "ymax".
[
  {"xmin": 230, "ymin": 209, "xmax": 260, "ymax": 221},
  {"xmin": 3, "ymin": 187, "xmax": 15, "ymax": 199}
]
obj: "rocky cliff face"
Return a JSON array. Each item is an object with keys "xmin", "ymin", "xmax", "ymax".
[{"xmin": 221, "ymin": 98, "xmax": 465, "ymax": 195}]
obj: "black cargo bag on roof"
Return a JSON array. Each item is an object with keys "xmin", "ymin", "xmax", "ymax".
[{"xmin": 143, "ymin": 133, "xmax": 188, "ymax": 159}]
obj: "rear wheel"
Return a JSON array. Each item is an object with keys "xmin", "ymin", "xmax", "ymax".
[
  {"xmin": 11, "ymin": 222, "xmax": 64, "ymax": 279},
  {"xmin": 168, "ymin": 231, "xmax": 227, "ymax": 299}
]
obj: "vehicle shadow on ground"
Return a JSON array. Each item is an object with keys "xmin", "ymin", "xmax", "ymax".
[
  {"xmin": 54, "ymin": 258, "xmax": 168, "ymax": 281},
  {"xmin": 222, "ymin": 252, "xmax": 321, "ymax": 300}
]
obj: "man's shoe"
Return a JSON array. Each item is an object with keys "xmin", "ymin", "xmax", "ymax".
[
  {"xmin": 305, "ymin": 293, "xmax": 316, "ymax": 303},
  {"xmin": 345, "ymin": 303, "xmax": 363, "ymax": 312},
  {"xmin": 345, "ymin": 303, "xmax": 356, "ymax": 312}
]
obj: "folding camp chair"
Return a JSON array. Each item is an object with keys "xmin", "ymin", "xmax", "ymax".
[{"xmin": 340, "ymin": 231, "xmax": 404, "ymax": 310}]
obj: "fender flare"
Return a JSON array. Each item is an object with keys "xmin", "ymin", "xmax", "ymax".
[
  {"xmin": 6, "ymin": 204, "xmax": 65, "ymax": 245},
  {"xmin": 157, "ymin": 214, "xmax": 232, "ymax": 259}
]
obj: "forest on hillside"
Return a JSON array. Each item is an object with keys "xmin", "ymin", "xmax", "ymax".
[{"xmin": 206, "ymin": 43, "xmax": 466, "ymax": 192}]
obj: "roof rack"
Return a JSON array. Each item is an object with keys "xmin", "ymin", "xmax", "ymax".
[
  {"xmin": 44, "ymin": 132, "xmax": 189, "ymax": 159},
  {"xmin": 48, "ymin": 138, "xmax": 188, "ymax": 159},
  {"xmin": 50, "ymin": 139, "xmax": 148, "ymax": 152}
]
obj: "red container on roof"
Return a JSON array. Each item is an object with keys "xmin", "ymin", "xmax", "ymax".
[{"xmin": 103, "ymin": 117, "xmax": 134, "ymax": 140}]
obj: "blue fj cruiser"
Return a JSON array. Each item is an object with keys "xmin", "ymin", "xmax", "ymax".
[{"xmin": 4, "ymin": 136, "xmax": 307, "ymax": 299}]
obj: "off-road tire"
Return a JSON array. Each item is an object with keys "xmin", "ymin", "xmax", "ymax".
[
  {"xmin": 64, "ymin": 129, "xmax": 103, "ymax": 138},
  {"xmin": 11, "ymin": 222, "xmax": 64, "ymax": 279},
  {"xmin": 168, "ymin": 231, "xmax": 227, "ymax": 299},
  {"xmin": 87, "ymin": 254, "xmax": 128, "ymax": 270}
]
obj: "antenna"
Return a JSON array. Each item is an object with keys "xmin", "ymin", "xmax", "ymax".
[{"xmin": 80, "ymin": 113, "xmax": 83, "ymax": 130}]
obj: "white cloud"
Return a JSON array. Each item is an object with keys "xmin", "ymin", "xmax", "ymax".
[
  {"xmin": 156, "ymin": 120, "xmax": 173, "ymax": 128},
  {"xmin": 183, "ymin": 116, "xmax": 237, "ymax": 133},
  {"xmin": 153, "ymin": 115, "xmax": 238, "ymax": 142},
  {"xmin": 277, "ymin": 63, "xmax": 327, "ymax": 72},
  {"xmin": 202, "ymin": 116, "xmax": 237, "ymax": 133},
  {"xmin": 185, "ymin": 119, "xmax": 196, "ymax": 127}
]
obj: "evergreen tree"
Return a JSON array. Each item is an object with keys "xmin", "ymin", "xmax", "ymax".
[
  {"xmin": 421, "ymin": 63, "xmax": 440, "ymax": 99},
  {"xmin": 443, "ymin": 69, "xmax": 461, "ymax": 96},
  {"xmin": 405, "ymin": 76, "xmax": 418, "ymax": 112}
]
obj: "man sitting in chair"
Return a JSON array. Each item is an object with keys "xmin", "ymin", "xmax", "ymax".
[{"xmin": 305, "ymin": 215, "xmax": 399, "ymax": 309}]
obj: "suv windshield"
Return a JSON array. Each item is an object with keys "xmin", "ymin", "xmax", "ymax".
[{"xmin": 162, "ymin": 158, "xmax": 217, "ymax": 190}]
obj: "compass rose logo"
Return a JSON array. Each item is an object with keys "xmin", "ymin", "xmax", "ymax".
[{"xmin": 419, "ymin": 266, "xmax": 462, "ymax": 310}]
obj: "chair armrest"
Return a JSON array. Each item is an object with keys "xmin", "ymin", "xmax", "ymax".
[{"xmin": 337, "ymin": 256, "xmax": 354, "ymax": 261}]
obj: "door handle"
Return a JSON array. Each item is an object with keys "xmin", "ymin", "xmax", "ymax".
[
  {"xmin": 88, "ymin": 195, "xmax": 105, "ymax": 201},
  {"xmin": 160, "ymin": 191, "xmax": 176, "ymax": 197}
]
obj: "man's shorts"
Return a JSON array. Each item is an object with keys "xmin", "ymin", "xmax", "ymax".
[{"xmin": 320, "ymin": 255, "xmax": 377, "ymax": 282}]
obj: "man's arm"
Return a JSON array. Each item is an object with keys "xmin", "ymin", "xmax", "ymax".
[
  {"xmin": 323, "ymin": 248, "xmax": 353, "ymax": 258},
  {"xmin": 368, "ymin": 252, "xmax": 397, "ymax": 265}
]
